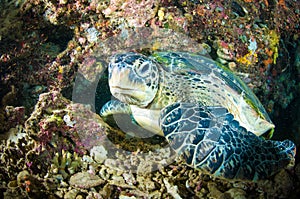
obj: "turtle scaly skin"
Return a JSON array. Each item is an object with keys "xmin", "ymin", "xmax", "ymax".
[{"xmin": 100, "ymin": 51, "xmax": 296, "ymax": 181}]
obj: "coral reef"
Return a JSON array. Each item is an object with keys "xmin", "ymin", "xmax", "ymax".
[
  {"xmin": 0, "ymin": 87, "xmax": 298, "ymax": 199},
  {"xmin": 103, "ymin": 0, "xmax": 160, "ymax": 27},
  {"xmin": 0, "ymin": 0, "xmax": 299, "ymax": 198},
  {"xmin": 186, "ymin": 0, "xmax": 300, "ymax": 112}
]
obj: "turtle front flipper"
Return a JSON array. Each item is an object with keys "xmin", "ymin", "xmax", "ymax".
[
  {"xmin": 160, "ymin": 102, "xmax": 296, "ymax": 181},
  {"xmin": 100, "ymin": 99, "xmax": 146, "ymax": 132},
  {"xmin": 100, "ymin": 100, "xmax": 132, "ymax": 117}
]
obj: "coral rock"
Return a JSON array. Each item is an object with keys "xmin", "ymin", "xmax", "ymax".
[{"xmin": 69, "ymin": 171, "xmax": 105, "ymax": 188}]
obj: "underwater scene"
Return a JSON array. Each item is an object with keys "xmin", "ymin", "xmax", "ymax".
[{"xmin": 0, "ymin": 0, "xmax": 300, "ymax": 198}]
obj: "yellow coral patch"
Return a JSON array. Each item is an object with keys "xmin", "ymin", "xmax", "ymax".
[
  {"xmin": 268, "ymin": 30, "xmax": 280, "ymax": 64},
  {"xmin": 158, "ymin": 8, "xmax": 165, "ymax": 21},
  {"xmin": 236, "ymin": 50, "xmax": 258, "ymax": 66}
]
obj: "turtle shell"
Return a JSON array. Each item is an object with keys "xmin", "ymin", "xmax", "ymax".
[{"xmin": 151, "ymin": 51, "xmax": 274, "ymax": 138}]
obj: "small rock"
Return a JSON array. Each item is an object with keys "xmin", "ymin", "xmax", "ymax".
[
  {"xmin": 69, "ymin": 172, "xmax": 105, "ymax": 188},
  {"xmin": 228, "ymin": 62, "xmax": 237, "ymax": 71},
  {"xmin": 59, "ymin": 0, "xmax": 68, "ymax": 5},
  {"xmin": 104, "ymin": 158, "xmax": 118, "ymax": 168},
  {"xmin": 86, "ymin": 192, "xmax": 103, "ymax": 199},
  {"xmin": 225, "ymin": 188, "xmax": 247, "ymax": 199},
  {"xmin": 55, "ymin": 190, "xmax": 64, "ymax": 198},
  {"xmin": 119, "ymin": 195, "xmax": 136, "ymax": 199},
  {"xmin": 75, "ymin": 195, "xmax": 84, "ymax": 199},
  {"xmin": 123, "ymin": 172, "xmax": 136, "ymax": 186},
  {"xmin": 90, "ymin": 145, "xmax": 108, "ymax": 163},
  {"xmin": 207, "ymin": 182, "xmax": 223, "ymax": 199},
  {"xmin": 111, "ymin": 175, "xmax": 125, "ymax": 185},
  {"xmin": 137, "ymin": 176, "xmax": 156, "ymax": 191},
  {"xmin": 64, "ymin": 189, "xmax": 79, "ymax": 199},
  {"xmin": 137, "ymin": 160, "xmax": 154, "ymax": 175},
  {"xmin": 163, "ymin": 178, "xmax": 182, "ymax": 199},
  {"xmin": 17, "ymin": 170, "xmax": 30, "ymax": 186},
  {"xmin": 60, "ymin": 181, "xmax": 69, "ymax": 187}
]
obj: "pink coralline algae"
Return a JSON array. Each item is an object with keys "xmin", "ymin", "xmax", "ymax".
[
  {"xmin": 24, "ymin": 91, "xmax": 111, "ymax": 155},
  {"xmin": 25, "ymin": 91, "xmax": 85, "ymax": 154},
  {"xmin": 68, "ymin": 103, "xmax": 109, "ymax": 151},
  {"xmin": 102, "ymin": 0, "xmax": 160, "ymax": 27}
]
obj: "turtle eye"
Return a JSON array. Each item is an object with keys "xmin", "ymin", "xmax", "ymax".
[
  {"xmin": 140, "ymin": 63, "xmax": 150, "ymax": 73},
  {"xmin": 136, "ymin": 61, "xmax": 151, "ymax": 77}
]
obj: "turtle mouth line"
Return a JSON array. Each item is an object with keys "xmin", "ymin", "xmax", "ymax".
[
  {"xmin": 110, "ymin": 86, "xmax": 143, "ymax": 100},
  {"xmin": 113, "ymin": 92, "xmax": 141, "ymax": 105},
  {"xmin": 111, "ymin": 86, "xmax": 135, "ymax": 91}
]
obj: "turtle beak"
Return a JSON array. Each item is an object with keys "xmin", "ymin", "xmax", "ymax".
[
  {"xmin": 109, "ymin": 67, "xmax": 140, "ymax": 94},
  {"xmin": 109, "ymin": 66, "xmax": 131, "ymax": 86},
  {"xmin": 109, "ymin": 67, "xmax": 149, "ymax": 106}
]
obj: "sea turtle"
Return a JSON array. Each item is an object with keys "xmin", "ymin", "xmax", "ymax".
[{"xmin": 100, "ymin": 51, "xmax": 296, "ymax": 181}]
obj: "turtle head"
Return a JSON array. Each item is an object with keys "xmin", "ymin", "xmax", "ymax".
[{"xmin": 108, "ymin": 52, "xmax": 159, "ymax": 107}]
